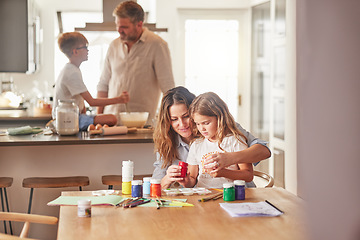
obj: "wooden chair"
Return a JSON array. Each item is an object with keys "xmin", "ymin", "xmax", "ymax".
[
  {"xmin": 0, "ymin": 212, "xmax": 58, "ymax": 239},
  {"xmin": 0, "ymin": 177, "xmax": 13, "ymax": 235},
  {"xmin": 253, "ymin": 170, "xmax": 274, "ymax": 188},
  {"xmin": 102, "ymin": 174, "xmax": 152, "ymax": 189},
  {"xmin": 22, "ymin": 176, "xmax": 90, "ymax": 214}
]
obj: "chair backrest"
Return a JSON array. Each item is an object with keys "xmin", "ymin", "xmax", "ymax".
[
  {"xmin": 253, "ymin": 170, "xmax": 274, "ymax": 188},
  {"xmin": 0, "ymin": 212, "xmax": 58, "ymax": 239}
]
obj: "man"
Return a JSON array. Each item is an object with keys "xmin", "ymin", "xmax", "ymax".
[{"xmin": 97, "ymin": 1, "xmax": 175, "ymax": 124}]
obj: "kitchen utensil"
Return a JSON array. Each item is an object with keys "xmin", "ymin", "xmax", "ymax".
[
  {"xmin": 119, "ymin": 112, "xmax": 149, "ymax": 128},
  {"xmin": 89, "ymin": 126, "xmax": 136, "ymax": 136}
]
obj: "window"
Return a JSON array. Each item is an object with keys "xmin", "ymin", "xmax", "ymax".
[{"xmin": 184, "ymin": 19, "xmax": 240, "ymax": 118}]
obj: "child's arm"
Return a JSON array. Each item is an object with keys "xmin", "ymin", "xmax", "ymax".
[
  {"xmin": 80, "ymin": 91, "xmax": 129, "ymax": 107},
  {"xmin": 177, "ymin": 165, "xmax": 199, "ymax": 188},
  {"xmin": 207, "ymin": 163, "xmax": 253, "ymax": 182}
]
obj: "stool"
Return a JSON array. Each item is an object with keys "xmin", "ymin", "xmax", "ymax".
[
  {"xmin": 102, "ymin": 174, "xmax": 152, "ymax": 190},
  {"xmin": 22, "ymin": 176, "xmax": 90, "ymax": 214},
  {"xmin": 0, "ymin": 177, "xmax": 13, "ymax": 235}
]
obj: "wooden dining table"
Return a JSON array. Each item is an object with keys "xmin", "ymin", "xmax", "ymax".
[{"xmin": 57, "ymin": 187, "xmax": 308, "ymax": 240}]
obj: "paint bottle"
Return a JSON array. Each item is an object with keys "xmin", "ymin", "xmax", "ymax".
[
  {"xmin": 131, "ymin": 180, "xmax": 143, "ymax": 198},
  {"xmin": 234, "ymin": 180, "xmax": 245, "ymax": 200},
  {"xmin": 178, "ymin": 161, "xmax": 188, "ymax": 178},
  {"xmin": 143, "ymin": 177, "xmax": 151, "ymax": 197},
  {"xmin": 122, "ymin": 160, "xmax": 134, "ymax": 195},
  {"xmin": 150, "ymin": 179, "xmax": 161, "ymax": 197},
  {"xmin": 223, "ymin": 182, "xmax": 235, "ymax": 201},
  {"xmin": 77, "ymin": 199, "xmax": 91, "ymax": 217}
]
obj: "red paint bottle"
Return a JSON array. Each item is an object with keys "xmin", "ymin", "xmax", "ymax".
[{"xmin": 178, "ymin": 161, "xmax": 188, "ymax": 178}]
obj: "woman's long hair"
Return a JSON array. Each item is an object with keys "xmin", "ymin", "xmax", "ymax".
[
  {"xmin": 189, "ymin": 92, "xmax": 247, "ymax": 150},
  {"xmin": 153, "ymin": 86, "xmax": 196, "ymax": 168}
]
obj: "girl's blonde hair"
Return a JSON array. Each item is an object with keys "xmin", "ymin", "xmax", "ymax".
[
  {"xmin": 189, "ymin": 92, "xmax": 247, "ymax": 150},
  {"xmin": 153, "ymin": 87, "xmax": 196, "ymax": 168}
]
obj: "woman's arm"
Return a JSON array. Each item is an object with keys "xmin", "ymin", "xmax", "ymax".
[
  {"xmin": 207, "ymin": 163, "xmax": 253, "ymax": 182},
  {"xmin": 204, "ymin": 143, "xmax": 270, "ymax": 172}
]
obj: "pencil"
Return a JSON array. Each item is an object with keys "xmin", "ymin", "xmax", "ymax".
[
  {"xmin": 265, "ymin": 200, "xmax": 284, "ymax": 213},
  {"xmin": 155, "ymin": 199, "xmax": 160, "ymax": 209},
  {"xmin": 156, "ymin": 196, "xmax": 164, "ymax": 206},
  {"xmin": 129, "ymin": 199, "xmax": 151, "ymax": 208}
]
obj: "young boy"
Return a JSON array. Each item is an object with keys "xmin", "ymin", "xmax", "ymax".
[{"xmin": 53, "ymin": 32, "xmax": 129, "ymax": 130}]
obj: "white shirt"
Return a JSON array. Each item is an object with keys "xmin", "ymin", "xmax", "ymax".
[
  {"xmin": 187, "ymin": 136, "xmax": 247, "ymax": 188},
  {"xmin": 52, "ymin": 63, "xmax": 88, "ymax": 119},
  {"xmin": 97, "ymin": 27, "xmax": 175, "ymax": 122}
]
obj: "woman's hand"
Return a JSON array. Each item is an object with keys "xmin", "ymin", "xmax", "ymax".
[{"xmin": 161, "ymin": 165, "xmax": 183, "ymax": 189}]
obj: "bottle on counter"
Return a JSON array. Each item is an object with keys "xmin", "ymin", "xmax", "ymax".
[{"xmin": 55, "ymin": 99, "xmax": 79, "ymax": 135}]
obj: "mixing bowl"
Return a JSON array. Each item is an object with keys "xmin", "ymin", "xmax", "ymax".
[{"xmin": 119, "ymin": 112, "xmax": 149, "ymax": 128}]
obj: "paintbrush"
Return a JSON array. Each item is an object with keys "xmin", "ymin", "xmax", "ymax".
[{"xmin": 198, "ymin": 192, "xmax": 223, "ymax": 202}]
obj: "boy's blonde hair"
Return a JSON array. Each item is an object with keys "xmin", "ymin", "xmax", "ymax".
[
  {"xmin": 189, "ymin": 92, "xmax": 247, "ymax": 150},
  {"xmin": 58, "ymin": 32, "xmax": 88, "ymax": 58}
]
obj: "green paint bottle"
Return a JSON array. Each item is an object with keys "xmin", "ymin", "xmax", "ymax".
[{"xmin": 223, "ymin": 182, "xmax": 235, "ymax": 201}]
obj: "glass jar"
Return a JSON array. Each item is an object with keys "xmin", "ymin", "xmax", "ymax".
[{"xmin": 55, "ymin": 99, "xmax": 79, "ymax": 135}]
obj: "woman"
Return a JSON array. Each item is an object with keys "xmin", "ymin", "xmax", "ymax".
[{"xmin": 152, "ymin": 86, "xmax": 271, "ymax": 189}]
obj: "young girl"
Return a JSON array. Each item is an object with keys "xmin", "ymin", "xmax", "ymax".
[{"xmin": 180, "ymin": 92, "xmax": 255, "ymax": 188}]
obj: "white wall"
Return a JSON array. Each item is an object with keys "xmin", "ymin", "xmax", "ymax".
[
  {"xmin": 10, "ymin": 0, "xmax": 101, "ymax": 99},
  {"xmin": 297, "ymin": 0, "xmax": 360, "ymax": 239}
]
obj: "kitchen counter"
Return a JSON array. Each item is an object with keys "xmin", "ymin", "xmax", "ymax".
[
  {"xmin": 0, "ymin": 109, "xmax": 52, "ymax": 128},
  {"xmin": 0, "ymin": 131, "xmax": 154, "ymax": 146}
]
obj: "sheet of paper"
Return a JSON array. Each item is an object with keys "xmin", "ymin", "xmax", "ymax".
[
  {"xmin": 47, "ymin": 195, "xmax": 124, "ymax": 206},
  {"xmin": 219, "ymin": 201, "xmax": 283, "ymax": 217}
]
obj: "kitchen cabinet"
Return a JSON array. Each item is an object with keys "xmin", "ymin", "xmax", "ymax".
[{"xmin": 0, "ymin": 0, "xmax": 40, "ymax": 73}]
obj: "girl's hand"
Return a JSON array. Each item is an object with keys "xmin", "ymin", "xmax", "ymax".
[
  {"xmin": 205, "ymin": 167, "xmax": 224, "ymax": 178},
  {"xmin": 203, "ymin": 152, "xmax": 231, "ymax": 173}
]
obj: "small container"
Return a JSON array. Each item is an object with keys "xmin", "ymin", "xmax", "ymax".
[
  {"xmin": 122, "ymin": 160, "xmax": 134, "ymax": 195},
  {"xmin": 131, "ymin": 180, "xmax": 143, "ymax": 198},
  {"xmin": 234, "ymin": 180, "xmax": 245, "ymax": 200},
  {"xmin": 122, "ymin": 177, "xmax": 132, "ymax": 195},
  {"xmin": 55, "ymin": 99, "xmax": 79, "ymax": 135},
  {"xmin": 178, "ymin": 161, "xmax": 188, "ymax": 178},
  {"xmin": 150, "ymin": 179, "xmax": 161, "ymax": 197},
  {"xmin": 223, "ymin": 182, "xmax": 235, "ymax": 202},
  {"xmin": 143, "ymin": 177, "xmax": 151, "ymax": 197},
  {"xmin": 122, "ymin": 160, "xmax": 134, "ymax": 178},
  {"xmin": 77, "ymin": 199, "xmax": 91, "ymax": 217}
]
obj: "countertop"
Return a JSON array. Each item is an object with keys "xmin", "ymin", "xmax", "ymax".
[{"xmin": 0, "ymin": 131, "xmax": 154, "ymax": 146}]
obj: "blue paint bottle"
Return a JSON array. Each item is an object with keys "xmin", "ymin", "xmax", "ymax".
[
  {"xmin": 143, "ymin": 177, "xmax": 151, "ymax": 197},
  {"xmin": 131, "ymin": 180, "xmax": 143, "ymax": 198},
  {"xmin": 234, "ymin": 180, "xmax": 245, "ymax": 200}
]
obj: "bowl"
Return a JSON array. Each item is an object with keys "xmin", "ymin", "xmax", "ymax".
[{"xmin": 119, "ymin": 112, "xmax": 149, "ymax": 128}]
